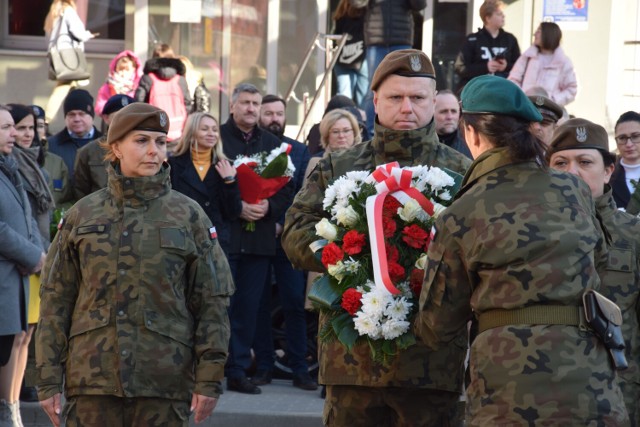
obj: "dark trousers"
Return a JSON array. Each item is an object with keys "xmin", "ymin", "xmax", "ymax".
[
  {"xmin": 252, "ymin": 237, "xmax": 309, "ymax": 374},
  {"xmin": 225, "ymin": 253, "xmax": 271, "ymax": 379}
]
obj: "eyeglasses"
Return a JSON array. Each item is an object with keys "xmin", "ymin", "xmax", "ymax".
[
  {"xmin": 615, "ymin": 133, "xmax": 640, "ymax": 145},
  {"xmin": 330, "ymin": 128, "xmax": 354, "ymax": 137}
]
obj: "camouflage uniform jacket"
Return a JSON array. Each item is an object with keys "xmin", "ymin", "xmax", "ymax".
[
  {"xmin": 73, "ymin": 136, "xmax": 109, "ymax": 200},
  {"xmin": 283, "ymin": 121, "xmax": 471, "ymax": 391},
  {"xmin": 417, "ymin": 147, "xmax": 628, "ymax": 425},
  {"xmin": 36, "ymin": 163, "xmax": 234, "ymax": 402},
  {"xmin": 43, "ymin": 150, "xmax": 73, "ymax": 207},
  {"xmin": 596, "ymin": 185, "xmax": 640, "ymax": 426}
]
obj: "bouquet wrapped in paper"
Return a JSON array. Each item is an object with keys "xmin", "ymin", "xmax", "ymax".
[
  {"xmin": 233, "ymin": 143, "xmax": 295, "ymax": 230},
  {"xmin": 308, "ymin": 162, "xmax": 462, "ymax": 363}
]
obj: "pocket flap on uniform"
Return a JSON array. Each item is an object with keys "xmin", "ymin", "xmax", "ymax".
[
  {"xmin": 607, "ymin": 247, "xmax": 633, "ymax": 273},
  {"xmin": 143, "ymin": 310, "xmax": 192, "ymax": 346},
  {"xmin": 69, "ymin": 305, "xmax": 110, "ymax": 338},
  {"xmin": 159, "ymin": 227, "xmax": 186, "ymax": 250},
  {"xmin": 77, "ymin": 224, "xmax": 108, "ymax": 235}
]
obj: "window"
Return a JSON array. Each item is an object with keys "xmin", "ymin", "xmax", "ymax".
[{"xmin": 3, "ymin": 0, "xmax": 124, "ymax": 51}]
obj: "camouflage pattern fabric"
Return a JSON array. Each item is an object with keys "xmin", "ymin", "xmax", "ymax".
[
  {"xmin": 62, "ymin": 395, "xmax": 190, "ymax": 427},
  {"xmin": 36, "ymin": 163, "xmax": 234, "ymax": 402},
  {"xmin": 283, "ymin": 121, "xmax": 471, "ymax": 397},
  {"xmin": 323, "ymin": 384, "xmax": 461, "ymax": 427},
  {"xmin": 417, "ymin": 147, "xmax": 629, "ymax": 425},
  {"xmin": 596, "ymin": 186, "xmax": 640, "ymax": 426},
  {"xmin": 73, "ymin": 137, "xmax": 109, "ymax": 200}
]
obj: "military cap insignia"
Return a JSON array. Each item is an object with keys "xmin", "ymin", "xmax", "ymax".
[
  {"xmin": 535, "ymin": 97, "xmax": 544, "ymax": 106},
  {"xmin": 576, "ymin": 126, "xmax": 587, "ymax": 142},
  {"xmin": 159, "ymin": 112, "xmax": 167, "ymax": 128},
  {"xmin": 121, "ymin": 97, "xmax": 130, "ymax": 107},
  {"xmin": 410, "ymin": 55, "xmax": 422, "ymax": 72}
]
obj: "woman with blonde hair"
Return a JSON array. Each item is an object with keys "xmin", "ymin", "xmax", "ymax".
[
  {"xmin": 169, "ymin": 112, "xmax": 242, "ymax": 254},
  {"xmin": 304, "ymin": 108, "xmax": 362, "ymax": 179},
  {"xmin": 43, "ymin": 0, "xmax": 97, "ymax": 123}
]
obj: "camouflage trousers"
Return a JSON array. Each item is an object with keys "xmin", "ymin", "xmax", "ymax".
[
  {"xmin": 323, "ymin": 384, "xmax": 462, "ymax": 427},
  {"xmin": 61, "ymin": 395, "xmax": 190, "ymax": 427}
]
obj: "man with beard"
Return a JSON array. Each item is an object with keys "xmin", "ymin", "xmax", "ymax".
[
  {"xmin": 434, "ymin": 90, "xmax": 471, "ymax": 158},
  {"xmin": 250, "ymin": 95, "xmax": 316, "ymax": 390},
  {"xmin": 220, "ymin": 84, "xmax": 295, "ymax": 395}
]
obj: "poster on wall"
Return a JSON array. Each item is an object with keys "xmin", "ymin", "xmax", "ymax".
[
  {"xmin": 542, "ymin": 0, "xmax": 588, "ymax": 31},
  {"xmin": 170, "ymin": 0, "xmax": 202, "ymax": 23}
]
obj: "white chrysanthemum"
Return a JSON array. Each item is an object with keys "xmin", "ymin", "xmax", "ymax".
[
  {"xmin": 345, "ymin": 170, "xmax": 370, "ymax": 182},
  {"xmin": 360, "ymin": 288, "xmax": 393, "ymax": 317},
  {"xmin": 438, "ymin": 190, "xmax": 452, "ymax": 201},
  {"xmin": 327, "ymin": 261, "xmax": 347, "ymax": 282},
  {"xmin": 323, "ymin": 185, "xmax": 338, "ymax": 211},
  {"xmin": 384, "ymin": 296, "xmax": 412, "ymax": 320},
  {"xmin": 343, "ymin": 258, "xmax": 361, "ymax": 274},
  {"xmin": 353, "ymin": 312, "xmax": 382, "ymax": 339},
  {"xmin": 415, "ymin": 254, "xmax": 428, "ymax": 271},
  {"xmin": 380, "ymin": 317, "xmax": 411, "ymax": 340},
  {"xmin": 335, "ymin": 205, "xmax": 359, "ymax": 227},
  {"xmin": 335, "ymin": 178, "xmax": 359, "ymax": 202},
  {"xmin": 424, "ymin": 167, "xmax": 455, "ymax": 190},
  {"xmin": 315, "ymin": 218, "xmax": 338, "ymax": 241}
]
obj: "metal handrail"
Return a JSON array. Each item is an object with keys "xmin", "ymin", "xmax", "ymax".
[{"xmin": 284, "ymin": 33, "xmax": 348, "ymax": 141}]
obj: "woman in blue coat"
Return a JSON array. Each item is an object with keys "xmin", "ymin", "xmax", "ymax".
[
  {"xmin": 0, "ymin": 105, "xmax": 45, "ymax": 425},
  {"xmin": 169, "ymin": 112, "xmax": 242, "ymax": 255}
]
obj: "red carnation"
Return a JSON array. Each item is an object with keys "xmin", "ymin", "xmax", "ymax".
[
  {"xmin": 321, "ymin": 242, "xmax": 344, "ymax": 268},
  {"xmin": 383, "ymin": 196, "xmax": 402, "ymax": 217},
  {"xmin": 386, "ymin": 243, "xmax": 399, "ymax": 263},
  {"xmin": 382, "ymin": 216, "xmax": 397, "ymax": 238},
  {"xmin": 388, "ymin": 262, "xmax": 406, "ymax": 283},
  {"xmin": 341, "ymin": 288, "xmax": 363, "ymax": 316},
  {"xmin": 402, "ymin": 224, "xmax": 430, "ymax": 249},
  {"xmin": 342, "ymin": 230, "xmax": 367, "ymax": 255},
  {"xmin": 410, "ymin": 268, "xmax": 425, "ymax": 296}
]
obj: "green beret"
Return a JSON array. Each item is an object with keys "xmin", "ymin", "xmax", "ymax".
[
  {"xmin": 370, "ymin": 49, "xmax": 436, "ymax": 91},
  {"xmin": 548, "ymin": 118, "xmax": 610, "ymax": 155},
  {"xmin": 107, "ymin": 103, "xmax": 170, "ymax": 145},
  {"xmin": 461, "ymin": 75, "xmax": 542, "ymax": 122},
  {"xmin": 527, "ymin": 95, "xmax": 563, "ymax": 123}
]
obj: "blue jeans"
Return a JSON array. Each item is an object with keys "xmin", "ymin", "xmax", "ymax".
[
  {"xmin": 334, "ymin": 61, "xmax": 369, "ymax": 109},
  {"xmin": 225, "ymin": 253, "xmax": 271, "ymax": 379},
  {"xmin": 252, "ymin": 237, "xmax": 309, "ymax": 375},
  {"xmin": 363, "ymin": 44, "xmax": 412, "ymax": 135}
]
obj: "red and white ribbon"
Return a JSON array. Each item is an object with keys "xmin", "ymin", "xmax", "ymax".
[{"xmin": 366, "ymin": 162, "xmax": 434, "ymax": 295}]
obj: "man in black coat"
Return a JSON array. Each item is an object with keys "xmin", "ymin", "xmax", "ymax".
[
  {"xmin": 250, "ymin": 95, "xmax": 317, "ymax": 391},
  {"xmin": 220, "ymin": 84, "xmax": 294, "ymax": 395}
]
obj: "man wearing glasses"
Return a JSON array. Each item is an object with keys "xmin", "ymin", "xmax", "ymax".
[{"xmin": 611, "ymin": 111, "xmax": 640, "ymax": 214}]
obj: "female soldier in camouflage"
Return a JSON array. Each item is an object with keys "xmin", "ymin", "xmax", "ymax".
[
  {"xmin": 548, "ymin": 118, "xmax": 640, "ymax": 425},
  {"xmin": 416, "ymin": 76, "xmax": 629, "ymax": 425},
  {"xmin": 36, "ymin": 103, "xmax": 234, "ymax": 427}
]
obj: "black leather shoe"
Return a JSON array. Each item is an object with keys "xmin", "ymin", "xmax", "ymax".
[
  {"xmin": 19, "ymin": 386, "xmax": 39, "ymax": 402},
  {"xmin": 250, "ymin": 370, "xmax": 273, "ymax": 386},
  {"xmin": 227, "ymin": 377, "xmax": 261, "ymax": 394},
  {"xmin": 292, "ymin": 372, "xmax": 318, "ymax": 391}
]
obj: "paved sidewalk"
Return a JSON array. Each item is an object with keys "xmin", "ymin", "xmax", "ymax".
[{"xmin": 21, "ymin": 379, "xmax": 324, "ymax": 427}]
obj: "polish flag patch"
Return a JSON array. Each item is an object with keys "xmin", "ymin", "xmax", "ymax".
[{"xmin": 209, "ymin": 227, "xmax": 218, "ymax": 239}]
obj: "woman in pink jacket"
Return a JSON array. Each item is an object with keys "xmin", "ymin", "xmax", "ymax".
[
  {"xmin": 508, "ymin": 22, "xmax": 577, "ymax": 106},
  {"xmin": 95, "ymin": 50, "xmax": 143, "ymax": 116}
]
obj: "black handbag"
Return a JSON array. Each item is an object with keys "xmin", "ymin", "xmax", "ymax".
[{"xmin": 47, "ymin": 14, "xmax": 91, "ymax": 82}]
